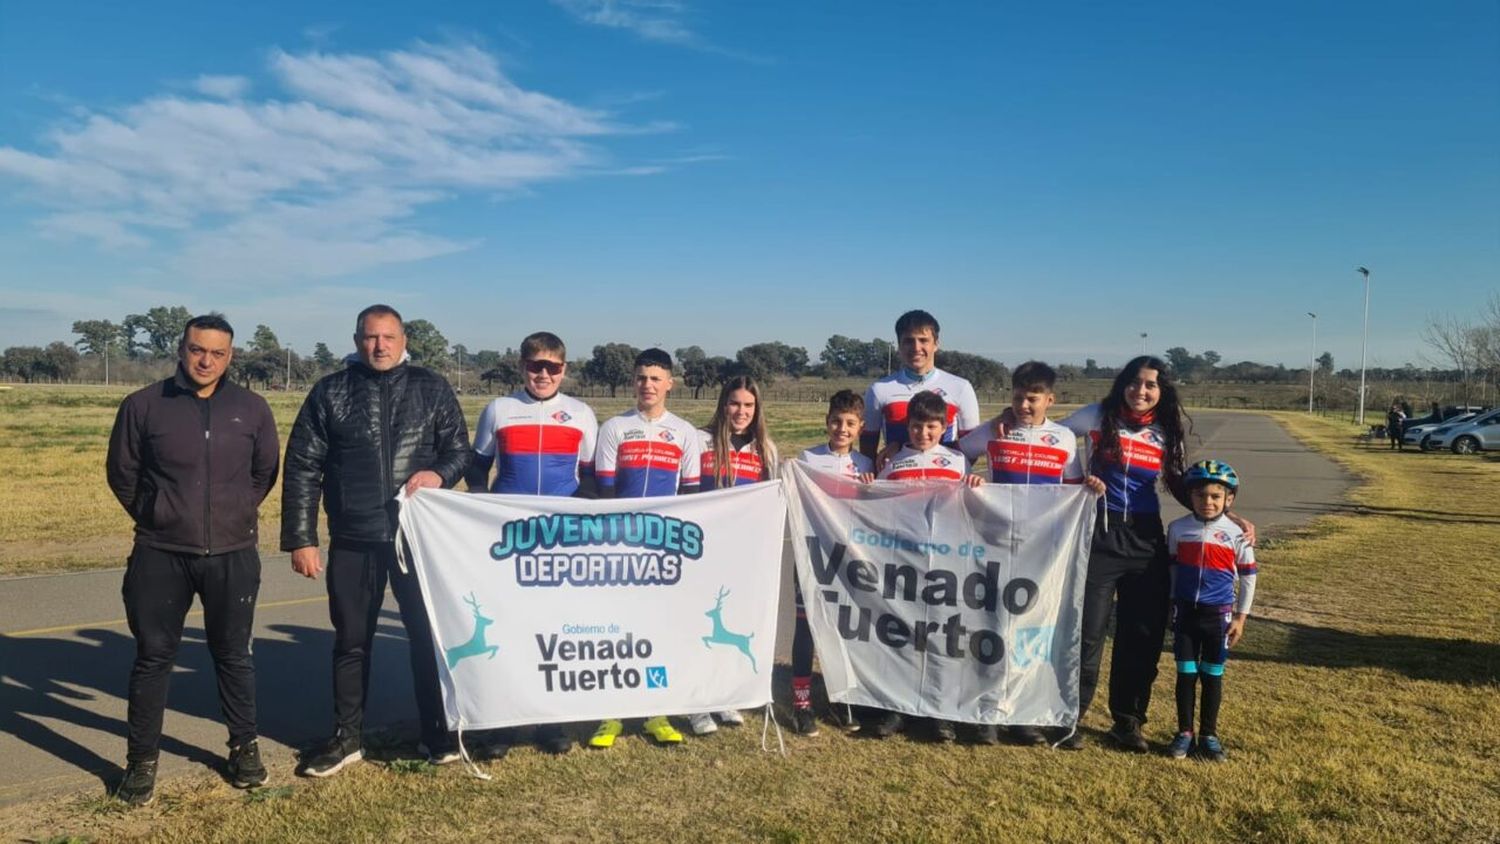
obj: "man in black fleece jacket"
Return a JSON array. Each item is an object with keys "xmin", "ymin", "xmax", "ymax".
[{"xmin": 106, "ymin": 314, "xmax": 280, "ymax": 805}]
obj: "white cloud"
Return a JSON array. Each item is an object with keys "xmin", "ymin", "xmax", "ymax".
[
  {"xmin": 551, "ymin": 0, "xmax": 696, "ymax": 45},
  {"xmin": 0, "ymin": 41, "xmax": 650, "ymax": 283},
  {"xmin": 193, "ymin": 74, "xmax": 251, "ymax": 99}
]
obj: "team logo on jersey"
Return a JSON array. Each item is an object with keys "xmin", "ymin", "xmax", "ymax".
[
  {"xmin": 1213, "ymin": 530, "xmax": 1232, "ymax": 544},
  {"xmin": 1141, "ymin": 430, "xmax": 1163, "ymax": 446},
  {"xmin": 932, "ymin": 456, "xmax": 952, "ymax": 468},
  {"xmin": 1040, "ymin": 434, "xmax": 1060, "ymax": 446},
  {"xmin": 929, "ymin": 387, "xmax": 947, "ymax": 397},
  {"xmin": 624, "ymin": 430, "xmax": 646, "ymax": 440},
  {"xmin": 658, "ymin": 430, "xmax": 675, "ymax": 442},
  {"xmin": 551, "ymin": 410, "xmax": 572, "ymax": 423}
]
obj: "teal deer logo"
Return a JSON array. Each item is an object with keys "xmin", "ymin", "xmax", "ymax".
[
  {"xmin": 445, "ymin": 592, "xmax": 498, "ymax": 669},
  {"xmin": 703, "ymin": 586, "xmax": 756, "ymax": 672}
]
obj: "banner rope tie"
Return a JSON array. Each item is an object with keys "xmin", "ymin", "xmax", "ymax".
[
  {"xmin": 455, "ymin": 723, "xmax": 492, "ymax": 781},
  {"xmin": 760, "ymin": 703, "xmax": 786, "ymax": 757},
  {"xmin": 1049, "ymin": 724, "xmax": 1077, "ymax": 750}
]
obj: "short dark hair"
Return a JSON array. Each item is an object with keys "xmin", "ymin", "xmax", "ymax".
[
  {"xmin": 635, "ymin": 347, "xmax": 673, "ymax": 372},
  {"xmin": 895, "ymin": 309, "xmax": 940, "ymax": 340},
  {"xmin": 180, "ymin": 313, "xmax": 234, "ymax": 344},
  {"xmin": 355, "ymin": 304, "xmax": 404, "ymax": 336},
  {"xmin": 827, "ymin": 389, "xmax": 864, "ymax": 419},
  {"xmin": 521, "ymin": 331, "xmax": 566, "ymax": 360},
  {"xmin": 1011, "ymin": 360, "xmax": 1057, "ymax": 392},
  {"xmin": 906, "ymin": 390, "xmax": 948, "ymax": 425}
]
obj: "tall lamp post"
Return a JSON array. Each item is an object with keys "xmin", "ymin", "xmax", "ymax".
[
  {"xmin": 1139, "ymin": 332, "xmax": 1148, "ymax": 355},
  {"xmin": 1306, "ymin": 312, "xmax": 1317, "ymax": 413},
  {"xmin": 1356, "ymin": 267, "xmax": 1371, "ymax": 425},
  {"xmin": 285, "ymin": 346, "xmax": 292, "ymax": 392}
]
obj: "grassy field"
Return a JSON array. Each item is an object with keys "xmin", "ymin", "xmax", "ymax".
[
  {"xmin": 2, "ymin": 409, "xmax": 1496, "ymax": 842},
  {"xmin": 0, "ymin": 384, "xmax": 1004, "ymax": 576}
]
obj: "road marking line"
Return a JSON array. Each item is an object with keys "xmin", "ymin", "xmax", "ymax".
[{"xmin": 2, "ymin": 596, "xmax": 327, "ymax": 638}]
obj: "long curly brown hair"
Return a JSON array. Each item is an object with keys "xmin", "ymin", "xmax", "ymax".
[{"xmin": 1096, "ymin": 355, "xmax": 1191, "ymax": 497}]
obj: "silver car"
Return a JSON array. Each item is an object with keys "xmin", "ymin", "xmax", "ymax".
[
  {"xmin": 1405, "ymin": 413, "xmax": 1477, "ymax": 451},
  {"xmin": 1425, "ymin": 408, "xmax": 1500, "ymax": 454}
]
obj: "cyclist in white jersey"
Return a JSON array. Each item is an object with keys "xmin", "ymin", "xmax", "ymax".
[
  {"xmin": 589, "ymin": 349, "xmax": 700, "ymax": 749},
  {"xmin": 860, "ymin": 310, "xmax": 980, "ymax": 462}
]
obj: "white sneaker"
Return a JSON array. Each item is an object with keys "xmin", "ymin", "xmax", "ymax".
[
  {"xmin": 687, "ymin": 713, "xmax": 718, "ymax": 735},
  {"xmin": 715, "ymin": 710, "xmax": 745, "ymax": 726}
]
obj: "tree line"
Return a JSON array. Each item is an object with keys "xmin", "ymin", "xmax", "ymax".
[{"xmin": 4, "ymin": 300, "xmax": 1498, "ymax": 407}]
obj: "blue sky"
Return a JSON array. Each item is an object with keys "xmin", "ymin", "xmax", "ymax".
[{"xmin": 1, "ymin": 1, "xmax": 1496, "ymax": 371}]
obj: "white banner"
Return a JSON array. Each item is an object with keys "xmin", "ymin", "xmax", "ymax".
[
  {"xmin": 783, "ymin": 462, "xmax": 1096, "ymax": 726},
  {"xmin": 396, "ymin": 482, "xmax": 787, "ymax": 730}
]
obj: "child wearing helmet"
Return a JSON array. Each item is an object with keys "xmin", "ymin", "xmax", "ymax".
[{"xmin": 1164, "ymin": 459, "xmax": 1258, "ymax": 762}]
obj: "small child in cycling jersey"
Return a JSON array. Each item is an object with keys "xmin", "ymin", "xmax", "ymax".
[{"xmin": 1165, "ymin": 459, "xmax": 1258, "ymax": 762}]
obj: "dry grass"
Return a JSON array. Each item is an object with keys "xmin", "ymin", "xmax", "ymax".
[{"xmin": 3, "ymin": 412, "xmax": 1497, "ymax": 842}]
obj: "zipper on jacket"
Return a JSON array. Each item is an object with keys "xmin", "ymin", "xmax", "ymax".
[
  {"xmin": 380, "ymin": 373, "xmax": 394, "ymax": 520},
  {"xmin": 202, "ymin": 394, "xmax": 213, "ymax": 555}
]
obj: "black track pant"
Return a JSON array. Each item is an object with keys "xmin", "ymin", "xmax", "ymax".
[
  {"xmin": 326, "ymin": 540, "xmax": 446, "ymax": 748},
  {"xmin": 122, "ymin": 543, "xmax": 260, "ymax": 763},
  {"xmin": 1078, "ymin": 549, "xmax": 1171, "ymax": 729}
]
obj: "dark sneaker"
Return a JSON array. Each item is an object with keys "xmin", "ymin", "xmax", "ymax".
[
  {"xmin": 534, "ymin": 725, "xmax": 573, "ymax": 755},
  {"xmin": 1168, "ymin": 732, "xmax": 1194, "ymax": 760},
  {"xmin": 1106, "ymin": 721, "xmax": 1150, "ymax": 754},
  {"xmin": 227, "ymin": 739, "xmax": 268, "ymax": 788},
  {"xmin": 1052, "ymin": 728, "xmax": 1084, "ymax": 750},
  {"xmin": 1197, "ymin": 734, "xmax": 1227, "ymax": 762},
  {"xmin": 115, "ymin": 759, "xmax": 157, "ymax": 807},
  {"xmin": 1008, "ymin": 725, "xmax": 1047, "ymax": 746},
  {"xmin": 971, "ymin": 724, "xmax": 1000, "ymax": 745},
  {"xmin": 298, "ymin": 730, "xmax": 363, "ymax": 778},
  {"xmin": 867, "ymin": 710, "xmax": 904, "ymax": 738},
  {"xmin": 931, "ymin": 719, "xmax": 957, "ymax": 743},
  {"xmin": 792, "ymin": 708, "xmax": 820, "ymax": 737}
]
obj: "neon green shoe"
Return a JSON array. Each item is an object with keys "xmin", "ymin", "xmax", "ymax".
[
  {"xmin": 643, "ymin": 716, "xmax": 684, "ymax": 745},
  {"xmin": 589, "ymin": 719, "xmax": 623, "ymax": 749}
]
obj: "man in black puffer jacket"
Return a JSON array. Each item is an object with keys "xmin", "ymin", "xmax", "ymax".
[{"xmin": 282, "ymin": 304, "xmax": 471, "ymax": 777}]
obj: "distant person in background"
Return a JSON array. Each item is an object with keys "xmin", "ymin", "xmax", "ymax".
[
  {"xmin": 1386, "ymin": 403, "xmax": 1406, "ymax": 451},
  {"xmin": 106, "ymin": 314, "xmax": 280, "ymax": 805}
]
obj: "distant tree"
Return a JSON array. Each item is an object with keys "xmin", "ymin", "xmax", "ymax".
[
  {"xmin": 1083, "ymin": 358, "xmax": 1101, "ymax": 378},
  {"xmin": 1164, "ymin": 347, "xmax": 1196, "ymax": 379},
  {"xmin": 1201, "ymin": 350, "xmax": 1222, "ymax": 372},
  {"xmin": 676, "ymin": 345, "xmax": 716, "ymax": 399},
  {"xmin": 71, "ymin": 319, "xmax": 125, "ymax": 358},
  {"xmin": 250, "ymin": 324, "xmax": 281, "ymax": 353},
  {"xmin": 1057, "ymin": 363, "xmax": 1083, "ymax": 381},
  {"xmin": 403, "ymin": 319, "xmax": 448, "ymax": 365},
  {"xmin": 1316, "ymin": 352, "xmax": 1334, "ymax": 376},
  {"xmin": 123, "ymin": 305, "xmax": 192, "ymax": 359},
  {"xmin": 934, "ymin": 350, "xmax": 1008, "ymax": 391},
  {"xmin": 585, "ymin": 343, "xmax": 639, "ymax": 397},
  {"xmin": 480, "ymin": 349, "xmax": 523, "ymax": 393},
  {"xmin": 2, "ymin": 343, "xmax": 80, "ymax": 383},
  {"xmin": 313, "ymin": 342, "xmax": 337, "ymax": 370},
  {"xmin": 735, "ymin": 341, "xmax": 809, "ymax": 385}
]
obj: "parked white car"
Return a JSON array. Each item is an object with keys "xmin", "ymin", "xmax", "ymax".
[{"xmin": 1424, "ymin": 408, "xmax": 1500, "ymax": 454}]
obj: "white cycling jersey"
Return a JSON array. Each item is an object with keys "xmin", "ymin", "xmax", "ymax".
[
  {"xmin": 595, "ymin": 409, "xmax": 702, "ymax": 497},
  {"xmin": 877, "ymin": 444, "xmax": 969, "ymax": 481},
  {"xmin": 472, "ymin": 390, "xmax": 598, "ymax": 495},
  {"xmin": 957, "ymin": 418, "xmax": 1083, "ymax": 484},
  {"xmin": 861, "ymin": 368, "xmax": 981, "ymax": 451},
  {"xmin": 797, "ymin": 444, "xmax": 874, "ymax": 478}
]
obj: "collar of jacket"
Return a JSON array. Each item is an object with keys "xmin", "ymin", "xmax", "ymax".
[{"xmin": 169, "ymin": 364, "xmax": 225, "ymax": 398}]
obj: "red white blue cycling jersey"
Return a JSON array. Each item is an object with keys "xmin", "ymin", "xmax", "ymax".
[
  {"xmin": 877, "ymin": 444, "xmax": 969, "ymax": 481},
  {"xmin": 797, "ymin": 445, "xmax": 874, "ymax": 478},
  {"xmin": 957, "ymin": 419, "xmax": 1083, "ymax": 484},
  {"xmin": 697, "ymin": 430, "xmax": 778, "ymax": 490},
  {"xmin": 595, "ymin": 409, "xmax": 701, "ymax": 498},
  {"xmin": 1061, "ymin": 404, "xmax": 1167, "ymax": 515},
  {"xmin": 1167, "ymin": 513, "xmax": 1258, "ymax": 613},
  {"xmin": 861, "ymin": 368, "xmax": 981, "ymax": 451},
  {"xmin": 472, "ymin": 391, "xmax": 597, "ymax": 496}
]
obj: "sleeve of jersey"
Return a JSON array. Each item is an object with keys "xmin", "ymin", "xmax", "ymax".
[
  {"xmin": 956, "ymin": 381, "xmax": 981, "ymax": 437},
  {"xmin": 956, "ymin": 424, "xmax": 991, "ymax": 463},
  {"xmin": 1060, "ymin": 429, "xmax": 1085, "ymax": 483},
  {"xmin": 593, "ymin": 420, "xmax": 619, "ymax": 491},
  {"xmin": 679, "ymin": 424, "xmax": 702, "ymax": 489},
  {"xmin": 472, "ymin": 400, "xmax": 499, "ymax": 457},
  {"xmin": 1235, "ymin": 571, "xmax": 1257, "ymax": 616},
  {"xmin": 859, "ymin": 384, "xmax": 882, "ymax": 452},
  {"xmin": 1059, "ymin": 404, "xmax": 1098, "ymax": 440},
  {"xmin": 577, "ymin": 407, "xmax": 598, "ymax": 477}
]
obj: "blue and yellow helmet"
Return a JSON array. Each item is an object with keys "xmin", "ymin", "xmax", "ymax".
[{"xmin": 1185, "ymin": 459, "xmax": 1239, "ymax": 491}]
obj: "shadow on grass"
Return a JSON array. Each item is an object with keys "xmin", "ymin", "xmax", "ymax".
[{"xmin": 1236, "ymin": 617, "xmax": 1500, "ymax": 686}]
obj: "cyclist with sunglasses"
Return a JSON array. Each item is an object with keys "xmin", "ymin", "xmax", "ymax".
[{"xmin": 466, "ymin": 332, "xmax": 598, "ymax": 755}]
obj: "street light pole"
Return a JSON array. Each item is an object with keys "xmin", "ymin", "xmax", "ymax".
[
  {"xmin": 285, "ymin": 346, "xmax": 292, "ymax": 391},
  {"xmin": 1139, "ymin": 332, "xmax": 1148, "ymax": 356},
  {"xmin": 1356, "ymin": 267, "xmax": 1371, "ymax": 425},
  {"xmin": 1306, "ymin": 312, "xmax": 1317, "ymax": 413}
]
